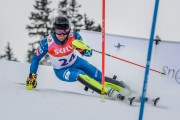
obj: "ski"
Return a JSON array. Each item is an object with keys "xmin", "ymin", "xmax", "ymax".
[
  {"xmin": 127, "ymin": 97, "xmax": 136, "ymax": 106},
  {"xmin": 134, "ymin": 97, "xmax": 160, "ymax": 107},
  {"xmin": 146, "ymin": 97, "xmax": 160, "ymax": 106},
  {"xmin": 16, "ymin": 82, "xmax": 161, "ymax": 107},
  {"xmin": 117, "ymin": 94, "xmax": 136, "ymax": 106}
]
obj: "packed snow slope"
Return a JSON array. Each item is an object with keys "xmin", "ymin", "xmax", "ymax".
[{"xmin": 0, "ymin": 59, "xmax": 180, "ymax": 120}]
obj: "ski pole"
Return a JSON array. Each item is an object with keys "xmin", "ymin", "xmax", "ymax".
[
  {"xmin": 101, "ymin": 0, "xmax": 106, "ymax": 100},
  {"xmin": 92, "ymin": 49, "xmax": 165, "ymax": 75},
  {"xmin": 139, "ymin": 0, "xmax": 160, "ymax": 120}
]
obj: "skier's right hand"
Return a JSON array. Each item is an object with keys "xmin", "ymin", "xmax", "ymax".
[{"xmin": 26, "ymin": 73, "xmax": 37, "ymax": 90}]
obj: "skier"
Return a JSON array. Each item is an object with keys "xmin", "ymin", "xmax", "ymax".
[{"xmin": 26, "ymin": 16, "xmax": 135, "ymax": 103}]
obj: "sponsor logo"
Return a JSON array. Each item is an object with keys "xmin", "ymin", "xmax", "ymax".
[
  {"xmin": 54, "ymin": 46, "xmax": 73, "ymax": 55},
  {"xmin": 38, "ymin": 47, "xmax": 43, "ymax": 54},
  {"xmin": 163, "ymin": 66, "xmax": 180, "ymax": 84},
  {"xmin": 35, "ymin": 50, "xmax": 40, "ymax": 56},
  {"xmin": 95, "ymin": 69, "xmax": 99, "ymax": 77},
  {"xmin": 64, "ymin": 70, "xmax": 71, "ymax": 80},
  {"xmin": 36, "ymin": 47, "xmax": 43, "ymax": 56}
]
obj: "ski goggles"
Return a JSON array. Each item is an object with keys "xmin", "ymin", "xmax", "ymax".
[{"xmin": 54, "ymin": 29, "xmax": 70, "ymax": 35}]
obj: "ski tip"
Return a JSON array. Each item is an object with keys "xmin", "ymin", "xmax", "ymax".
[
  {"xmin": 130, "ymin": 97, "xmax": 136, "ymax": 106},
  {"xmin": 153, "ymin": 97, "xmax": 160, "ymax": 106}
]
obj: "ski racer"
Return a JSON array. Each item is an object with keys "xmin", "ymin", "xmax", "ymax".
[{"xmin": 26, "ymin": 16, "xmax": 134, "ymax": 102}]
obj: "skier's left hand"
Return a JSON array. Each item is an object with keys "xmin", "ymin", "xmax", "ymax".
[
  {"xmin": 72, "ymin": 40, "xmax": 92, "ymax": 57},
  {"xmin": 80, "ymin": 49, "xmax": 92, "ymax": 57}
]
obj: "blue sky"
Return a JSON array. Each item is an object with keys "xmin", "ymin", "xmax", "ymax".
[{"xmin": 0, "ymin": 0, "xmax": 180, "ymax": 62}]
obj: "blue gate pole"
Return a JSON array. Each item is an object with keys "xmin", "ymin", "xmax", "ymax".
[{"xmin": 138, "ymin": 0, "xmax": 159, "ymax": 120}]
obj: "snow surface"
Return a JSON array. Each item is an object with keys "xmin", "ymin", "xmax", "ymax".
[{"xmin": 0, "ymin": 58, "xmax": 180, "ymax": 120}]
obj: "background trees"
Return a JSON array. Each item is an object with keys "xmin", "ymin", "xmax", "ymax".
[
  {"xmin": 26, "ymin": 0, "xmax": 53, "ymax": 64},
  {"xmin": 0, "ymin": 42, "xmax": 18, "ymax": 61},
  {"xmin": 0, "ymin": 0, "xmax": 101, "ymax": 63}
]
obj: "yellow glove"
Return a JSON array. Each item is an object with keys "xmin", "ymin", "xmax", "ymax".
[
  {"xmin": 26, "ymin": 73, "xmax": 37, "ymax": 90},
  {"xmin": 72, "ymin": 40, "xmax": 92, "ymax": 57}
]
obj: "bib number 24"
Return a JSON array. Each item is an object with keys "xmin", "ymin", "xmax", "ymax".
[{"xmin": 59, "ymin": 53, "xmax": 76, "ymax": 66}]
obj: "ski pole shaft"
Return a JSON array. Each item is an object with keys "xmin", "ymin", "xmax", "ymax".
[
  {"xmin": 139, "ymin": 0, "xmax": 160, "ymax": 120},
  {"xmin": 92, "ymin": 49, "xmax": 165, "ymax": 75}
]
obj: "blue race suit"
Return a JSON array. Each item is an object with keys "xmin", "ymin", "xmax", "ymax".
[{"xmin": 30, "ymin": 31, "xmax": 102, "ymax": 82}]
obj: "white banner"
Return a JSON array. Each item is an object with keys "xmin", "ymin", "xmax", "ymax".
[{"xmin": 80, "ymin": 30, "xmax": 180, "ymax": 86}]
